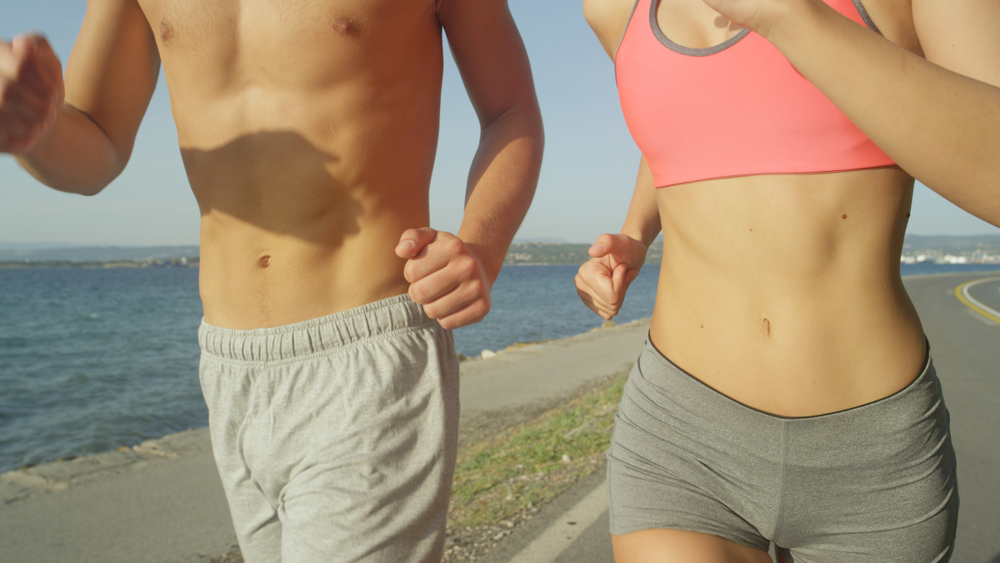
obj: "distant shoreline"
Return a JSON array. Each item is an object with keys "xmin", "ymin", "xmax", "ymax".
[
  {"xmin": 3, "ymin": 261, "xmax": 999, "ymax": 280},
  {"xmin": 2, "ymin": 235, "xmax": 999, "ymax": 268},
  {"xmin": 0, "ymin": 253, "xmax": 198, "ymax": 269},
  {"xmin": 0, "ymin": 260, "xmax": 197, "ymax": 269}
]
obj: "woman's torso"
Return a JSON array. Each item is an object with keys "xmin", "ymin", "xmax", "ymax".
[
  {"xmin": 588, "ymin": 0, "xmax": 928, "ymax": 416},
  {"xmin": 652, "ymin": 170, "xmax": 925, "ymax": 417}
]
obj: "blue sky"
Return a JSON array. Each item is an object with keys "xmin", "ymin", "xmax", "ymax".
[{"xmin": 1, "ymin": 0, "xmax": 996, "ymax": 246}]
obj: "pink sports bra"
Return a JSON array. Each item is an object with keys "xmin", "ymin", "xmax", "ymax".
[{"xmin": 616, "ymin": 0, "xmax": 896, "ymax": 188}]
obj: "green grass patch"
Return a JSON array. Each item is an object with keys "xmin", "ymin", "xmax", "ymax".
[{"xmin": 448, "ymin": 372, "xmax": 627, "ymax": 527}]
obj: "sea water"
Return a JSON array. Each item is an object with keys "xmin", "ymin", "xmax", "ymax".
[{"xmin": 1, "ymin": 262, "xmax": 998, "ymax": 473}]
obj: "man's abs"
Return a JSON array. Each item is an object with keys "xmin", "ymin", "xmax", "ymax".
[
  {"xmin": 649, "ymin": 167, "xmax": 928, "ymax": 417},
  {"xmin": 132, "ymin": 0, "xmax": 445, "ymax": 329},
  {"xmin": 197, "ymin": 206, "xmax": 419, "ymax": 330},
  {"xmin": 181, "ymin": 105, "xmax": 437, "ymax": 329}
]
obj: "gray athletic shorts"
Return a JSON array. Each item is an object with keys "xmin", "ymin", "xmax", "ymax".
[
  {"xmin": 198, "ymin": 294, "xmax": 460, "ymax": 563},
  {"xmin": 608, "ymin": 338, "xmax": 959, "ymax": 562}
]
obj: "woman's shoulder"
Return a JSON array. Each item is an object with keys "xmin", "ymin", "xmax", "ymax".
[{"xmin": 582, "ymin": 0, "xmax": 638, "ymax": 60}]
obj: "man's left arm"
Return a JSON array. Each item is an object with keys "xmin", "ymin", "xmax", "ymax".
[
  {"xmin": 702, "ymin": 0, "xmax": 1000, "ymax": 226},
  {"xmin": 396, "ymin": 0, "xmax": 543, "ymax": 329}
]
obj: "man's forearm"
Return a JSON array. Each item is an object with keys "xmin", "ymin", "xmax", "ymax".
[
  {"xmin": 457, "ymin": 102, "xmax": 544, "ymax": 282},
  {"xmin": 16, "ymin": 103, "xmax": 123, "ymax": 195}
]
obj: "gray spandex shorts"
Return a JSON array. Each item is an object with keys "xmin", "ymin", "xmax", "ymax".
[
  {"xmin": 198, "ymin": 294, "xmax": 459, "ymax": 563},
  {"xmin": 608, "ymin": 338, "xmax": 959, "ymax": 562}
]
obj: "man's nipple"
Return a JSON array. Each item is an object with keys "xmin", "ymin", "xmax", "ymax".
[
  {"xmin": 259, "ymin": 255, "xmax": 271, "ymax": 268},
  {"xmin": 160, "ymin": 20, "xmax": 173, "ymax": 42},
  {"xmin": 331, "ymin": 17, "xmax": 361, "ymax": 37}
]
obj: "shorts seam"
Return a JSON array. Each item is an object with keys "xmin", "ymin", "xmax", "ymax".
[{"xmin": 771, "ymin": 420, "xmax": 789, "ymax": 543}]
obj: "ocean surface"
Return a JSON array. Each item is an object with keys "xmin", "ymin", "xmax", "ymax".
[{"xmin": 2, "ymin": 262, "xmax": 999, "ymax": 473}]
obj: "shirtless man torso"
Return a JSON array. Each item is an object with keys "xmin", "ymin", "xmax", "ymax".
[
  {"xmin": 576, "ymin": 0, "xmax": 999, "ymax": 560},
  {"xmin": 5, "ymin": 0, "xmax": 543, "ymax": 330},
  {"xmin": 1, "ymin": 0, "xmax": 543, "ymax": 560}
]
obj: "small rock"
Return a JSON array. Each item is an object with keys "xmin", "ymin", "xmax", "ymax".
[
  {"xmin": 481, "ymin": 350, "xmax": 497, "ymax": 359},
  {"xmin": 561, "ymin": 454, "xmax": 571, "ymax": 463},
  {"xmin": 601, "ymin": 320, "xmax": 616, "ymax": 329}
]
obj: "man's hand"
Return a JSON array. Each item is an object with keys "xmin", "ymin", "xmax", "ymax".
[
  {"xmin": 396, "ymin": 227, "xmax": 492, "ymax": 330},
  {"xmin": 575, "ymin": 233, "xmax": 648, "ymax": 320},
  {"xmin": 0, "ymin": 34, "xmax": 64, "ymax": 154}
]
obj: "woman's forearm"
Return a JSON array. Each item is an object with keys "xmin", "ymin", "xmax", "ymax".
[
  {"xmin": 767, "ymin": 1, "xmax": 1000, "ymax": 225},
  {"xmin": 621, "ymin": 156, "xmax": 662, "ymax": 248}
]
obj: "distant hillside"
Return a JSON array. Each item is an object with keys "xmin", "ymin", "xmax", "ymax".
[
  {"xmin": 512, "ymin": 237, "xmax": 570, "ymax": 244},
  {"xmin": 504, "ymin": 240, "xmax": 663, "ymax": 265},
  {"xmin": 0, "ymin": 245, "xmax": 199, "ymax": 263},
  {"xmin": 504, "ymin": 235, "xmax": 1000, "ymax": 266},
  {"xmin": 1, "ymin": 235, "xmax": 996, "ymax": 268},
  {"xmin": 903, "ymin": 234, "xmax": 1000, "ymax": 252}
]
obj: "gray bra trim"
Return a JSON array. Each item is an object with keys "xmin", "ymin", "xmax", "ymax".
[
  {"xmin": 650, "ymin": 0, "xmax": 881, "ymax": 57},
  {"xmin": 649, "ymin": 0, "xmax": 750, "ymax": 57},
  {"xmin": 852, "ymin": 0, "xmax": 883, "ymax": 34}
]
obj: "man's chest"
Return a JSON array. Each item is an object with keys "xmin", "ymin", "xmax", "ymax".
[
  {"xmin": 134, "ymin": 0, "xmax": 441, "ymax": 88},
  {"xmin": 136, "ymin": 0, "xmax": 437, "ymax": 54}
]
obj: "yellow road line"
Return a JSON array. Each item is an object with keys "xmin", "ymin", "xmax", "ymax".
[{"xmin": 955, "ymin": 277, "xmax": 1000, "ymax": 325}]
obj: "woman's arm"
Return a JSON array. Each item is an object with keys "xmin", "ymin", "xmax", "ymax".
[
  {"xmin": 576, "ymin": 156, "xmax": 661, "ymax": 319},
  {"xmin": 703, "ymin": 0, "xmax": 1000, "ymax": 226},
  {"xmin": 583, "ymin": 0, "xmax": 636, "ymax": 60}
]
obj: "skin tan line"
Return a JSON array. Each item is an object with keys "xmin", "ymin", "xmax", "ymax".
[{"xmin": 576, "ymin": 0, "xmax": 1000, "ymax": 560}]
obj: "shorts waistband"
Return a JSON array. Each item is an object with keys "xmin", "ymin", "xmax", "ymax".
[
  {"xmin": 641, "ymin": 337, "xmax": 939, "ymax": 431},
  {"xmin": 198, "ymin": 294, "xmax": 434, "ymax": 363}
]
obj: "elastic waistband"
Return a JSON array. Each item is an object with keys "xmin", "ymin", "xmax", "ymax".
[
  {"xmin": 641, "ymin": 337, "xmax": 940, "ymax": 431},
  {"xmin": 198, "ymin": 294, "xmax": 434, "ymax": 363}
]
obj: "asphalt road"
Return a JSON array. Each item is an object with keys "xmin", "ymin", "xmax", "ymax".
[{"xmin": 490, "ymin": 272, "xmax": 1000, "ymax": 563}]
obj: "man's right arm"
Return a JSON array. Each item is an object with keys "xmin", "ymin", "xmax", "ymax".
[{"xmin": 1, "ymin": 0, "xmax": 158, "ymax": 195}]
